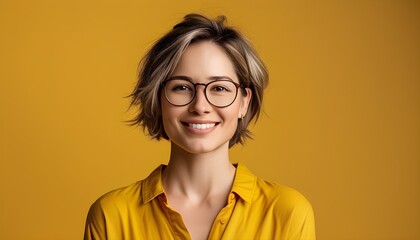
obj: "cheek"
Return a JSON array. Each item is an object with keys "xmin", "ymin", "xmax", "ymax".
[
  {"xmin": 160, "ymin": 100, "xmax": 185, "ymax": 131},
  {"xmin": 160, "ymin": 96, "xmax": 174, "ymax": 118},
  {"xmin": 227, "ymin": 100, "xmax": 242, "ymax": 118},
  {"xmin": 220, "ymin": 105, "xmax": 240, "ymax": 126},
  {"xmin": 160, "ymin": 100, "xmax": 174, "ymax": 128}
]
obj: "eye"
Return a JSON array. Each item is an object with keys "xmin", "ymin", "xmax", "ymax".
[
  {"xmin": 213, "ymin": 86, "xmax": 228, "ymax": 91},
  {"xmin": 209, "ymin": 82, "xmax": 234, "ymax": 92},
  {"xmin": 166, "ymin": 80, "xmax": 194, "ymax": 93},
  {"xmin": 172, "ymin": 85, "xmax": 192, "ymax": 92}
]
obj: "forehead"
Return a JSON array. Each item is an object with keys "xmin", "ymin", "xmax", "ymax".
[{"xmin": 170, "ymin": 41, "xmax": 238, "ymax": 82}]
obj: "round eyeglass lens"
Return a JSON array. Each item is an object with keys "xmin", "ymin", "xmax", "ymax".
[
  {"xmin": 164, "ymin": 80, "xmax": 195, "ymax": 106},
  {"xmin": 206, "ymin": 81, "xmax": 238, "ymax": 107}
]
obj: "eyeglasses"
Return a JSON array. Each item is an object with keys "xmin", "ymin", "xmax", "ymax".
[{"xmin": 163, "ymin": 79, "xmax": 244, "ymax": 108}]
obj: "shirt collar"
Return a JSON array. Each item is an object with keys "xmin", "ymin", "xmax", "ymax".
[
  {"xmin": 140, "ymin": 163, "xmax": 257, "ymax": 204},
  {"xmin": 141, "ymin": 165, "xmax": 166, "ymax": 204},
  {"xmin": 230, "ymin": 163, "xmax": 256, "ymax": 204}
]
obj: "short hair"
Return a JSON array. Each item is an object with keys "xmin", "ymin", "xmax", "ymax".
[{"xmin": 129, "ymin": 13, "xmax": 268, "ymax": 147}]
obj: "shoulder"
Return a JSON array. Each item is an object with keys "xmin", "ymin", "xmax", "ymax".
[
  {"xmin": 234, "ymin": 163, "xmax": 313, "ymax": 215},
  {"xmin": 252, "ymin": 178, "xmax": 316, "ymax": 238},
  {"xmin": 254, "ymin": 177, "xmax": 314, "ymax": 217},
  {"xmin": 84, "ymin": 181, "xmax": 143, "ymax": 239},
  {"xmin": 87, "ymin": 181, "xmax": 142, "ymax": 217},
  {"xmin": 87, "ymin": 165, "xmax": 164, "ymax": 217}
]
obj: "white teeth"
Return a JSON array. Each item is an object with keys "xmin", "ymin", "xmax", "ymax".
[{"xmin": 189, "ymin": 123, "xmax": 216, "ymax": 129}]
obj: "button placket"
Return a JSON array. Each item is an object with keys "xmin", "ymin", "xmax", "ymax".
[{"xmin": 158, "ymin": 195, "xmax": 192, "ymax": 240}]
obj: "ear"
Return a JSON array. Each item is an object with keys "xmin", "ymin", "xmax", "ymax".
[{"xmin": 238, "ymin": 88, "xmax": 252, "ymax": 119}]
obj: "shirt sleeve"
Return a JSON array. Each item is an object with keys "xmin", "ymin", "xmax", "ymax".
[
  {"xmin": 84, "ymin": 201, "xmax": 107, "ymax": 240},
  {"xmin": 271, "ymin": 184, "xmax": 316, "ymax": 240},
  {"xmin": 287, "ymin": 197, "xmax": 316, "ymax": 240},
  {"xmin": 297, "ymin": 203, "xmax": 316, "ymax": 240}
]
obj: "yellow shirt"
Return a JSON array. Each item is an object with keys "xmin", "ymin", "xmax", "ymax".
[{"xmin": 84, "ymin": 164, "xmax": 315, "ymax": 240}]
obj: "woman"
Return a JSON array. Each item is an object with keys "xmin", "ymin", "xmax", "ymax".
[{"xmin": 84, "ymin": 13, "xmax": 315, "ymax": 240}]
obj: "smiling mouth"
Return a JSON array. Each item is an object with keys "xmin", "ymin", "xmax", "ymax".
[{"xmin": 182, "ymin": 122, "xmax": 218, "ymax": 129}]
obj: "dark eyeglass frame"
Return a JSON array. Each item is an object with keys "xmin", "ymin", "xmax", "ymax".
[{"xmin": 162, "ymin": 79, "xmax": 245, "ymax": 108}]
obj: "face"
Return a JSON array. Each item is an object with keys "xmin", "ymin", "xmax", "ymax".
[{"xmin": 160, "ymin": 41, "xmax": 252, "ymax": 154}]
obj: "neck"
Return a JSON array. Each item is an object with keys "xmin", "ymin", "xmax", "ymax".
[{"xmin": 162, "ymin": 142, "xmax": 236, "ymax": 202}]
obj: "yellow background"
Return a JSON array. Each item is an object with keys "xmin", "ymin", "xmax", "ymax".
[{"xmin": 0, "ymin": 0, "xmax": 419, "ymax": 239}]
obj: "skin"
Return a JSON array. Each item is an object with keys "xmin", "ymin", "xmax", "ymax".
[{"xmin": 160, "ymin": 41, "xmax": 252, "ymax": 240}]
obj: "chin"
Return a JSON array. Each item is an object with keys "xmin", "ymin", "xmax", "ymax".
[{"xmin": 174, "ymin": 140, "xmax": 229, "ymax": 155}]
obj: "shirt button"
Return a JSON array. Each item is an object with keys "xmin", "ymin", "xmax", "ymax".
[
  {"xmin": 228, "ymin": 194, "xmax": 235, "ymax": 204},
  {"xmin": 219, "ymin": 219, "xmax": 225, "ymax": 224}
]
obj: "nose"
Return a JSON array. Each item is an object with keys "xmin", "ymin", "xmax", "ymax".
[{"xmin": 188, "ymin": 85, "xmax": 211, "ymax": 114}]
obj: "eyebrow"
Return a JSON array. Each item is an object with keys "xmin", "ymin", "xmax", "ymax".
[{"xmin": 167, "ymin": 75, "xmax": 234, "ymax": 82}]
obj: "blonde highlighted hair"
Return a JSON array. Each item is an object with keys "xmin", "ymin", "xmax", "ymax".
[{"xmin": 129, "ymin": 13, "xmax": 268, "ymax": 147}]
